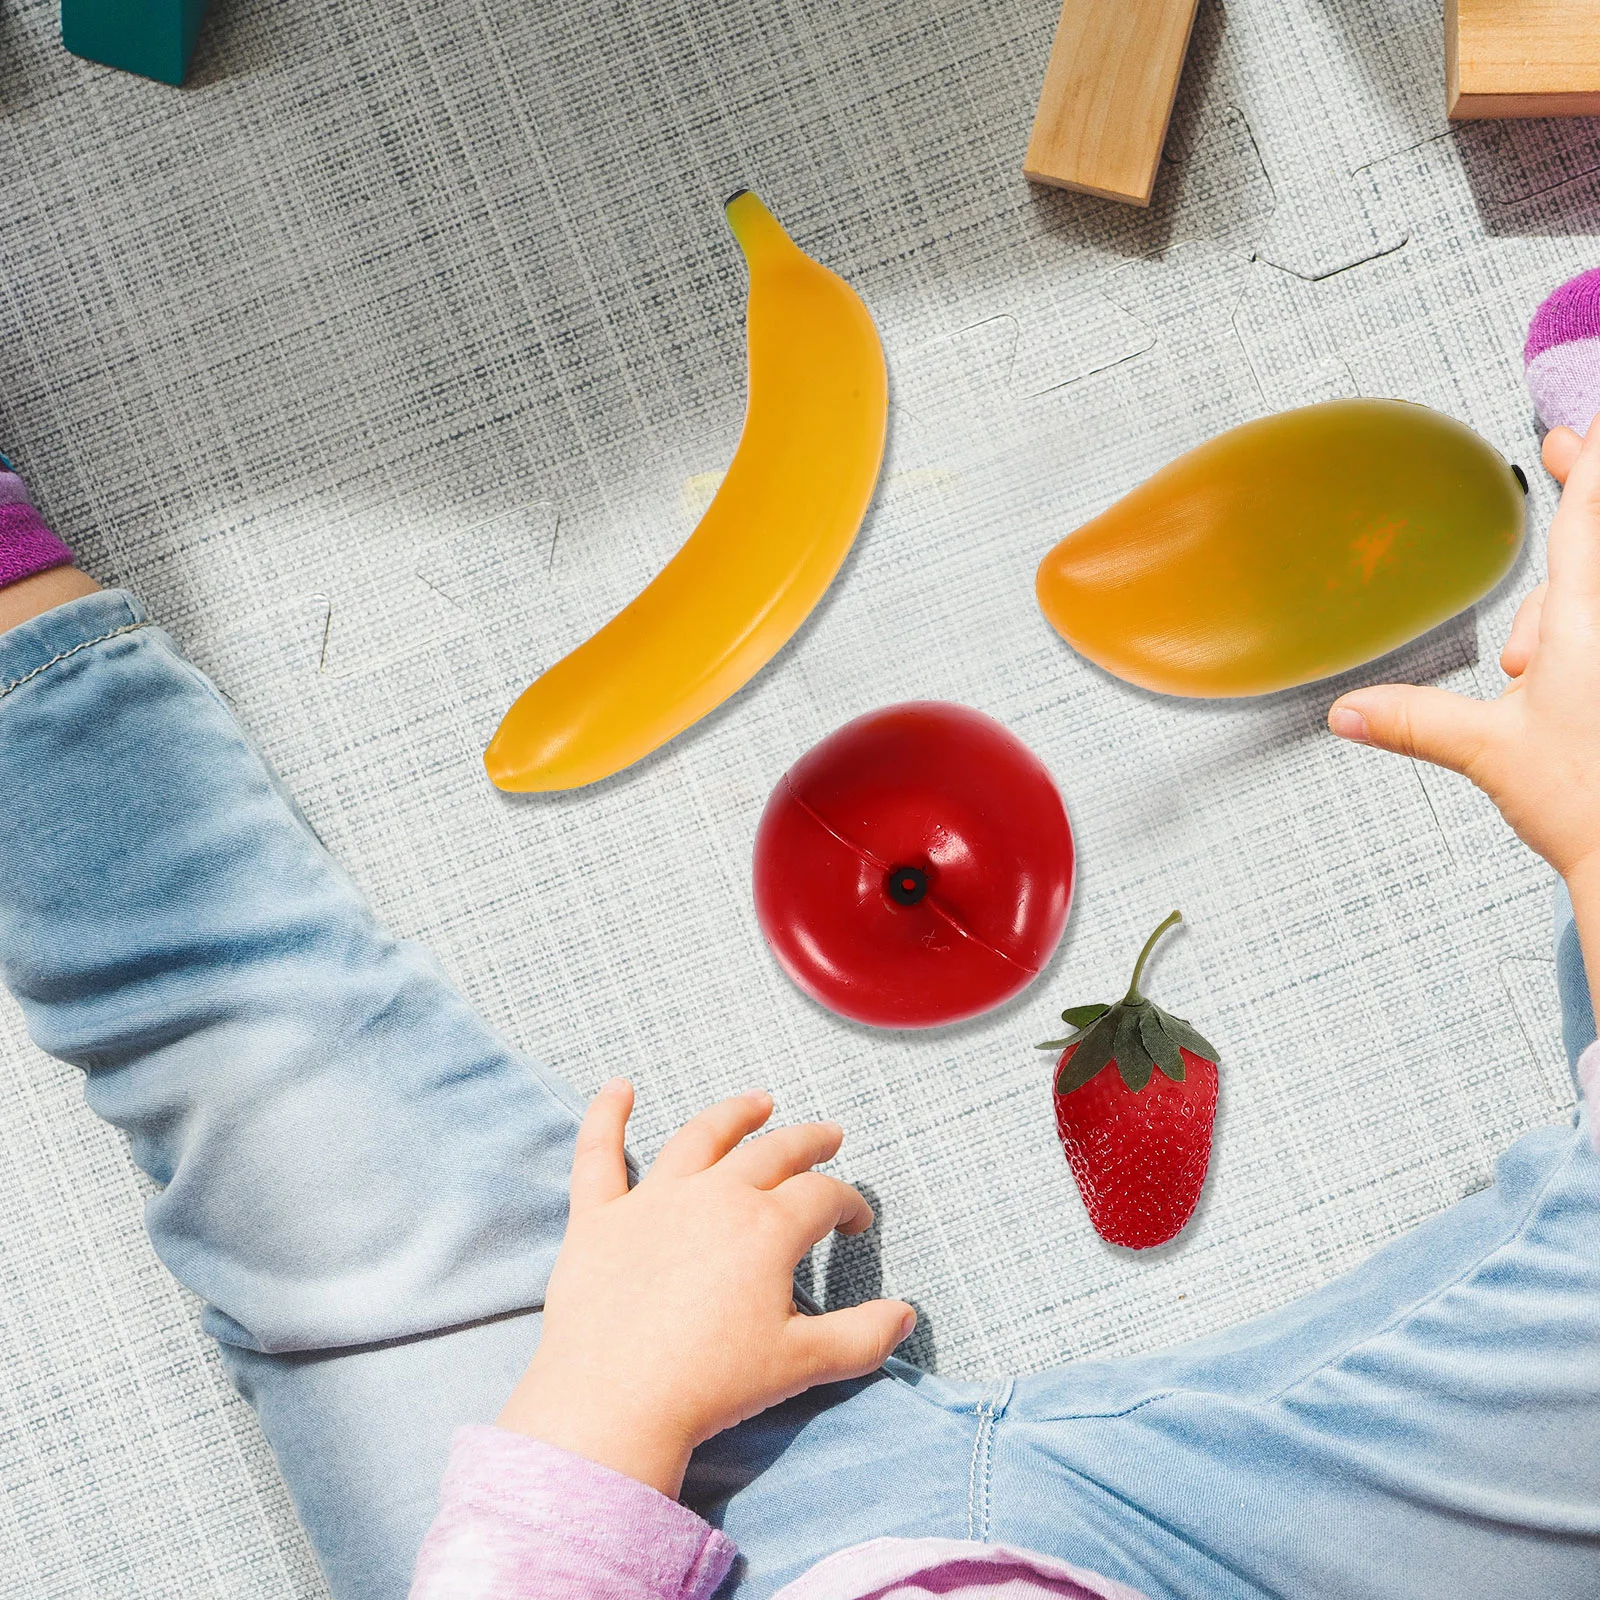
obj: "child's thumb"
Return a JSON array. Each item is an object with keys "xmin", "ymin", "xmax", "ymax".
[
  {"xmin": 799, "ymin": 1299, "xmax": 917, "ymax": 1383},
  {"xmin": 1328, "ymin": 684, "xmax": 1492, "ymax": 776}
]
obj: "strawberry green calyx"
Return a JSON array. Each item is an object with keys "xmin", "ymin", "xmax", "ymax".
[{"xmin": 1037, "ymin": 910, "xmax": 1220, "ymax": 1096}]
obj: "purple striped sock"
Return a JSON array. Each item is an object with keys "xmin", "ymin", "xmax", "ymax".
[
  {"xmin": 1525, "ymin": 268, "xmax": 1600, "ymax": 434},
  {"xmin": 0, "ymin": 472, "xmax": 74, "ymax": 588}
]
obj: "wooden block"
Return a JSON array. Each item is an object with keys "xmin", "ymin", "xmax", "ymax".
[
  {"xmin": 1447, "ymin": 0, "xmax": 1600, "ymax": 120},
  {"xmin": 61, "ymin": 0, "xmax": 211, "ymax": 87},
  {"xmin": 1023, "ymin": 0, "xmax": 1202, "ymax": 207}
]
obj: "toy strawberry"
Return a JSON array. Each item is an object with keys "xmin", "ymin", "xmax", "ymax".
[{"xmin": 1039, "ymin": 911, "xmax": 1219, "ymax": 1249}]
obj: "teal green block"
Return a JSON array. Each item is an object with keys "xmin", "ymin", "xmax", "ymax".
[{"xmin": 61, "ymin": 0, "xmax": 211, "ymax": 86}]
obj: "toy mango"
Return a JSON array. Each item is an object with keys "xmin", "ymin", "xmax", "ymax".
[{"xmin": 1035, "ymin": 399, "xmax": 1527, "ymax": 698}]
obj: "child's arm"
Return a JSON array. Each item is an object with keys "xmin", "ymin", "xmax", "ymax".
[
  {"xmin": 1329, "ymin": 422, "xmax": 1600, "ymax": 1021},
  {"xmin": 407, "ymin": 1084, "xmax": 910, "ymax": 1598},
  {"xmin": 495, "ymin": 1081, "xmax": 914, "ymax": 1498}
]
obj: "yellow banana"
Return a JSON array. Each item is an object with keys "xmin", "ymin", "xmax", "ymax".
[{"xmin": 484, "ymin": 191, "xmax": 888, "ymax": 792}]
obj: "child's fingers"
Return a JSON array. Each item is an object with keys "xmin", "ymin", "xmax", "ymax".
[
  {"xmin": 1543, "ymin": 425, "xmax": 1584, "ymax": 486},
  {"xmin": 1500, "ymin": 581, "xmax": 1547, "ymax": 678},
  {"xmin": 772, "ymin": 1170, "xmax": 875, "ymax": 1245},
  {"xmin": 1545, "ymin": 420, "xmax": 1600, "ymax": 600},
  {"xmin": 1327, "ymin": 683, "xmax": 1496, "ymax": 778},
  {"xmin": 569, "ymin": 1078, "xmax": 634, "ymax": 1213},
  {"xmin": 723, "ymin": 1121, "xmax": 844, "ymax": 1189},
  {"xmin": 789, "ymin": 1299, "xmax": 916, "ymax": 1385},
  {"xmin": 649, "ymin": 1090, "xmax": 774, "ymax": 1180}
]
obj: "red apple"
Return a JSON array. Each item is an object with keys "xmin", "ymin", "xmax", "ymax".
[{"xmin": 752, "ymin": 702, "xmax": 1074, "ymax": 1027}]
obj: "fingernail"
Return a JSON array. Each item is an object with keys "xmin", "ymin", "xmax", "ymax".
[
  {"xmin": 744, "ymin": 1088, "xmax": 773, "ymax": 1103},
  {"xmin": 601, "ymin": 1077, "xmax": 630, "ymax": 1094},
  {"xmin": 1328, "ymin": 706, "xmax": 1370, "ymax": 744},
  {"xmin": 898, "ymin": 1309, "xmax": 917, "ymax": 1342}
]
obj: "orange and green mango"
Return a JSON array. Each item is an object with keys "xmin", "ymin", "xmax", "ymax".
[{"xmin": 1035, "ymin": 399, "xmax": 1527, "ymax": 698}]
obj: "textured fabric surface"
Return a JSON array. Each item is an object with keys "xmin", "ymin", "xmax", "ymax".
[{"xmin": 0, "ymin": 0, "xmax": 1594, "ymax": 1595}]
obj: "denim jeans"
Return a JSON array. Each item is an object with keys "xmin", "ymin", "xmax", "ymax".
[{"xmin": 1, "ymin": 590, "xmax": 1597, "ymax": 1600}]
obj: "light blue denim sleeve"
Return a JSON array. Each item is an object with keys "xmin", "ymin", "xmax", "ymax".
[{"xmin": 0, "ymin": 590, "xmax": 584, "ymax": 1595}]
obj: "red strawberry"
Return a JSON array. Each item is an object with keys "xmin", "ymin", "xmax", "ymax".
[{"xmin": 1039, "ymin": 911, "xmax": 1219, "ymax": 1249}]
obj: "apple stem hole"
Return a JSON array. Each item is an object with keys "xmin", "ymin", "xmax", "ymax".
[{"xmin": 885, "ymin": 865, "xmax": 929, "ymax": 907}]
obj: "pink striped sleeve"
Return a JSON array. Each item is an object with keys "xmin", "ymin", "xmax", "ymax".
[{"xmin": 408, "ymin": 1426, "xmax": 738, "ymax": 1600}]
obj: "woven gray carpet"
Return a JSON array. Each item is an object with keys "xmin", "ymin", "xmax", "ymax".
[{"xmin": 0, "ymin": 0, "xmax": 1594, "ymax": 1592}]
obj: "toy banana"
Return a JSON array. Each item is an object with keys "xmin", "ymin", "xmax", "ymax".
[
  {"xmin": 1036, "ymin": 399, "xmax": 1527, "ymax": 698},
  {"xmin": 485, "ymin": 191, "xmax": 888, "ymax": 791}
]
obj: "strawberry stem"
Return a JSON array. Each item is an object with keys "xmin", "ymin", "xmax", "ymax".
[{"xmin": 1124, "ymin": 910, "xmax": 1181, "ymax": 1002}]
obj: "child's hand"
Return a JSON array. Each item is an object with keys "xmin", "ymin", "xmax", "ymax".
[
  {"xmin": 496, "ymin": 1082, "xmax": 915, "ymax": 1498},
  {"xmin": 1328, "ymin": 423, "xmax": 1600, "ymax": 891}
]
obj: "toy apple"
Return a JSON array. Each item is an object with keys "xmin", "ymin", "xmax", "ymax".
[{"xmin": 752, "ymin": 702, "xmax": 1074, "ymax": 1027}]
